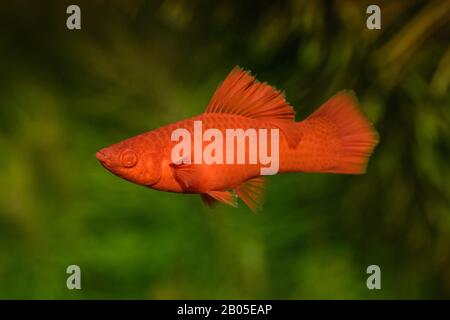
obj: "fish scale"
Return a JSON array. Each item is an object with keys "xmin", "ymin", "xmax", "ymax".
[{"xmin": 150, "ymin": 114, "xmax": 281, "ymax": 193}]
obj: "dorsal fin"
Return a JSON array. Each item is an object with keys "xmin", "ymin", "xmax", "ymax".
[
  {"xmin": 205, "ymin": 66, "xmax": 296, "ymax": 121},
  {"xmin": 234, "ymin": 176, "xmax": 265, "ymax": 212}
]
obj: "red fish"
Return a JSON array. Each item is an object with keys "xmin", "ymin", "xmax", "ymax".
[{"xmin": 96, "ymin": 67, "xmax": 378, "ymax": 211}]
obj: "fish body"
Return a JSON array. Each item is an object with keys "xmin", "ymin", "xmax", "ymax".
[{"xmin": 96, "ymin": 67, "xmax": 378, "ymax": 211}]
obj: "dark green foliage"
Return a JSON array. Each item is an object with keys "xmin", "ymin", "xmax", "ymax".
[{"xmin": 0, "ymin": 0, "xmax": 449, "ymax": 298}]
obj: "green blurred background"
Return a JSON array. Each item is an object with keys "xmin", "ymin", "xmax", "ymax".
[{"xmin": 0, "ymin": 0, "xmax": 449, "ymax": 299}]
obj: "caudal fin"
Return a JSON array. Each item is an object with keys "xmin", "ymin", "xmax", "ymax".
[{"xmin": 297, "ymin": 91, "xmax": 379, "ymax": 174}]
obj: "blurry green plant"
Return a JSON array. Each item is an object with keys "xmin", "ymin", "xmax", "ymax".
[{"xmin": 0, "ymin": 0, "xmax": 449, "ymax": 299}]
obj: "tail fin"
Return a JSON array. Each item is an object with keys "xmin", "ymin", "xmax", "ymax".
[{"xmin": 297, "ymin": 91, "xmax": 379, "ymax": 174}]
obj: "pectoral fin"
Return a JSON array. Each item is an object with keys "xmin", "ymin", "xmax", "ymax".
[{"xmin": 170, "ymin": 162, "xmax": 198, "ymax": 190}]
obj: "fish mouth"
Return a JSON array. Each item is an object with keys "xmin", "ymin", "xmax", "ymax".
[{"xmin": 96, "ymin": 150, "xmax": 109, "ymax": 165}]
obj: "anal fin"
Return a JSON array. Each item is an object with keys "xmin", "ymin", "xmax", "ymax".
[
  {"xmin": 201, "ymin": 190, "xmax": 238, "ymax": 208},
  {"xmin": 235, "ymin": 176, "xmax": 265, "ymax": 212}
]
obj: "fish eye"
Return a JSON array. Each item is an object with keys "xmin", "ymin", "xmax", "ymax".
[{"xmin": 120, "ymin": 150, "xmax": 137, "ymax": 168}]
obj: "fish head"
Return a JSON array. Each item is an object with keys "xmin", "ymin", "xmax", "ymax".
[{"xmin": 96, "ymin": 135, "xmax": 162, "ymax": 187}]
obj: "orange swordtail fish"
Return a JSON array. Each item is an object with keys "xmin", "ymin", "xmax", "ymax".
[{"xmin": 96, "ymin": 67, "xmax": 379, "ymax": 211}]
